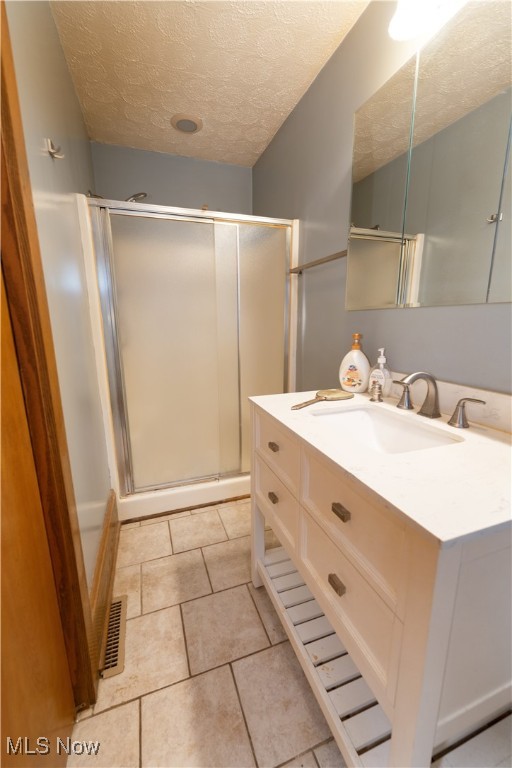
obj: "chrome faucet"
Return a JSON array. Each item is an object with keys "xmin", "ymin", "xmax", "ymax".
[{"xmin": 397, "ymin": 372, "xmax": 441, "ymax": 418}]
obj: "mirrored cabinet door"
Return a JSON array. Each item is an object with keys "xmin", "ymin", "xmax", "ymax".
[
  {"xmin": 405, "ymin": 4, "xmax": 511, "ymax": 307},
  {"xmin": 346, "ymin": 1, "xmax": 511, "ymax": 311}
]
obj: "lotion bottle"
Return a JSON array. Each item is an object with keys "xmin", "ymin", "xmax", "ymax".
[
  {"xmin": 368, "ymin": 347, "xmax": 392, "ymax": 396},
  {"xmin": 339, "ymin": 332, "xmax": 370, "ymax": 393}
]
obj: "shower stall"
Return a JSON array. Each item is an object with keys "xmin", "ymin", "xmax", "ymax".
[{"xmin": 84, "ymin": 198, "xmax": 297, "ymax": 511}]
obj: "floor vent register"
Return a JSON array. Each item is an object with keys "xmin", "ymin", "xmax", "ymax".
[{"xmin": 100, "ymin": 595, "xmax": 127, "ymax": 679}]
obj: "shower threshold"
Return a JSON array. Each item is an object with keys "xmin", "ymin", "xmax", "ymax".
[
  {"xmin": 130, "ymin": 470, "xmax": 249, "ymax": 495},
  {"xmin": 117, "ymin": 473, "xmax": 251, "ymax": 523}
]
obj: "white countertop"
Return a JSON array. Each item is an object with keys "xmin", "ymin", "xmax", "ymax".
[{"xmin": 250, "ymin": 391, "xmax": 511, "ymax": 545}]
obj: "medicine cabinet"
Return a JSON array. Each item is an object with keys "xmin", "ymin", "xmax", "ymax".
[{"xmin": 347, "ymin": 1, "xmax": 511, "ymax": 310}]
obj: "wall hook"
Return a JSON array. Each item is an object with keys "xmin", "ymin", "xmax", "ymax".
[{"xmin": 45, "ymin": 138, "xmax": 65, "ymax": 160}]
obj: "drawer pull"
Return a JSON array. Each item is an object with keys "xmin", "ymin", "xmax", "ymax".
[
  {"xmin": 268, "ymin": 441, "xmax": 279, "ymax": 453},
  {"xmin": 332, "ymin": 502, "xmax": 351, "ymax": 523},
  {"xmin": 328, "ymin": 573, "xmax": 346, "ymax": 597},
  {"xmin": 268, "ymin": 491, "xmax": 279, "ymax": 505}
]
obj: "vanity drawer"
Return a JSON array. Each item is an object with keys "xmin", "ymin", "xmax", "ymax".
[
  {"xmin": 302, "ymin": 449, "xmax": 406, "ymax": 614},
  {"xmin": 301, "ymin": 510, "xmax": 401, "ymax": 704},
  {"xmin": 254, "ymin": 454, "xmax": 299, "ymax": 554},
  {"xmin": 255, "ymin": 410, "xmax": 300, "ymax": 495}
]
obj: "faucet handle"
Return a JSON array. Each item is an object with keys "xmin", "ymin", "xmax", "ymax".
[
  {"xmin": 448, "ymin": 398, "xmax": 486, "ymax": 429},
  {"xmin": 393, "ymin": 380, "xmax": 414, "ymax": 410}
]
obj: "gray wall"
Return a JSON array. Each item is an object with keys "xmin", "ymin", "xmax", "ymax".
[
  {"xmin": 6, "ymin": 0, "xmax": 111, "ymax": 586},
  {"xmin": 352, "ymin": 152, "xmax": 408, "ymax": 233},
  {"xmin": 91, "ymin": 142, "xmax": 253, "ymax": 214},
  {"xmin": 253, "ymin": 1, "xmax": 512, "ymax": 394}
]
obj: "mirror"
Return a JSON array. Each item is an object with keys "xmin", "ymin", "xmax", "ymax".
[{"xmin": 347, "ymin": 1, "xmax": 511, "ymax": 310}]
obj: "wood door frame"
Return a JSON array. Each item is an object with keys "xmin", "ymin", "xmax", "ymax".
[{"xmin": 1, "ymin": 3, "xmax": 96, "ymax": 708}]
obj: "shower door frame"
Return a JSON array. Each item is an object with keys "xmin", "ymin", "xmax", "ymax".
[{"xmin": 88, "ymin": 199, "xmax": 298, "ymax": 497}]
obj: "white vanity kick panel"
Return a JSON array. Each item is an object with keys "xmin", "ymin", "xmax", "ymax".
[
  {"xmin": 255, "ymin": 410, "xmax": 300, "ymax": 495},
  {"xmin": 302, "ymin": 448, "xmax": 407, "ymax": 614},
  {"xmin": 254, "ymin": 454, "xmax": 299, "ymax": 554},
  {"xmin": 301, "ymin": 510, "xmax": 401, "ymax": 705}
]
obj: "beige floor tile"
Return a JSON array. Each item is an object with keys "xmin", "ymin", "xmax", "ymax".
[
  {"xmin": 169, "ymin": 509, "xmax": 227, "ymax": 553},
  {"xmin": 281, "ymin": 751, "xmax": 318, "ymax": 768},
  {"xmin": 182, "ymin": 585, "xmax": 269, "ymax": 675},
  {"xmin": 202, "ymin": 536, "xmax": 251, "ymax": 591},
  {"xmin": 67, "ymin": 701, "xmax": 139, "ymax": 768},
  {"xmin": 94, "ymin": 606, "xmax": 188, "ymax": 712},
  {"xmin": 140, "ymin": 510, "xmax": 191, "ymax": 525},
  {"xmin": 314, "ymin": 740, "xmax": 347, "ymax": 767},
  {"xmin": 142, "ymin": 549, "xmax": 211, "ymax": 613},
  {"xmin": 248, "ymin": 582, "xmax": 287, "ymax": 644},
  {"xmin": 217, "ymin": 503, "xmax": 251, "ymax": 538},
  {"xmin": 116, "ymin": 522, "xmax": 172, "ymax": 568},
  {"xmin": 121, "ymin": 521, "xmax": 140, "ymax": 529},
  {"xmin": 233, "ymin": 642, "xmax": 331, "ymax": 767},
  {"xmin": 141, "ymin": 665, "xmax": 255, "ymax": 767},
  {"xmin": 265, "ymin": 527, "xmax": 282, "ymax": 549},
  {"xmin": 113, "ymin": 564, "xmax": 141, "ymax": 619}
]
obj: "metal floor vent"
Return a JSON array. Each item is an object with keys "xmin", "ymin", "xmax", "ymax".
[{"xmin": 100, "ymin": 595, "xmax": 127, "ymax": 679}]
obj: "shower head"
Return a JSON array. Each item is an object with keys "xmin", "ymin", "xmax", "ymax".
[{"xmin": 125, "ymin": 192, "xmax": 147, "ymax": 202}]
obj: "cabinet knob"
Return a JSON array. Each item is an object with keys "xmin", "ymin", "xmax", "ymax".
[
  {"xmin": 328, "ymin": 573, "xmax": 346, "ymax": 597},
  {"xmin": 332, "ymin": 502, "xmax": 351, "ymax": 523},
  {"xmin": 268, "ymin": 441, "xmax": 279, "ymax": 453},
  {"xmin": 268, "ymin": 491, "xmax": 279, "ymax": 505}
]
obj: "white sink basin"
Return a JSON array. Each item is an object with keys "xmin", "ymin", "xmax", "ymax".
[{"xmin": 312, "ymin": 405, "xmax": 464, "ymax": 454}]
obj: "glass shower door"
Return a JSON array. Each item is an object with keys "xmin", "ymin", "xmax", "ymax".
[{"xmin": 108, "ymin": 213, "xmax": 240, "ymax": 491}]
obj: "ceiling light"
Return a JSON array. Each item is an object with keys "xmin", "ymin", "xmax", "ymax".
[
  {"xmin": 171, "ymin": 114, "xmax": 203, "ymax": 134},
  {"xmin": 388, "ymin": 0, "xmax": 467, "ymax": 42}
]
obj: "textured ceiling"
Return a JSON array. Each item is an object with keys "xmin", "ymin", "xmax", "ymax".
[
  {"xmin": 353, "ymin": 1, "xmax": 512, "ymax": 182},
  {"xmin": 50, "ymin": 0, "xmax": 369, "ymax": 167}
]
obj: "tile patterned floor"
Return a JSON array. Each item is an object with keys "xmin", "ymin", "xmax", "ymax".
[{"xmin": 68, "ymin": 499, "xmax": 511, "ymax": 768}]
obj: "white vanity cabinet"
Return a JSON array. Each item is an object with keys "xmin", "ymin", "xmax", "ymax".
[{"xmin": 250, "ymin": 399, "xmax": 511, "ymax": 768}]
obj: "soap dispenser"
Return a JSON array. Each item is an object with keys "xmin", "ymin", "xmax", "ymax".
[
  {"xmin": 339, "ymin": 333, "xmax": 370, "ymax": 393},
  {"xmin": 368, "ymin": 347, "xmax": 392, "ymax": 396}
]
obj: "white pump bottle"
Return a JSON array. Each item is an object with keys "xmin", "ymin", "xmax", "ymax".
[
  {"xmin": 339, "ymin": 333, "xmax": 370, "ymax": 393},
  {"xmin": 368, "ymin": 347, "xmax": 392, "ymax": 396}
]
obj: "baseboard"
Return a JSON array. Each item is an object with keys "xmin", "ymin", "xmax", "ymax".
[{"xmin": 89, "ymin": 490, "xmax": 120, "ymax": 693}]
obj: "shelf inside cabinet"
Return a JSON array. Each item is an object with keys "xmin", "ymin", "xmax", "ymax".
[{"xmin": 256, "ymin": 547, "xmax": 392, "ymax": 767}]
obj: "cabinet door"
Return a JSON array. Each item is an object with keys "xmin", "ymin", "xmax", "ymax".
[{"xmin": 1, "ymin": 279, "xmax": 75, "ymax": 765}]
